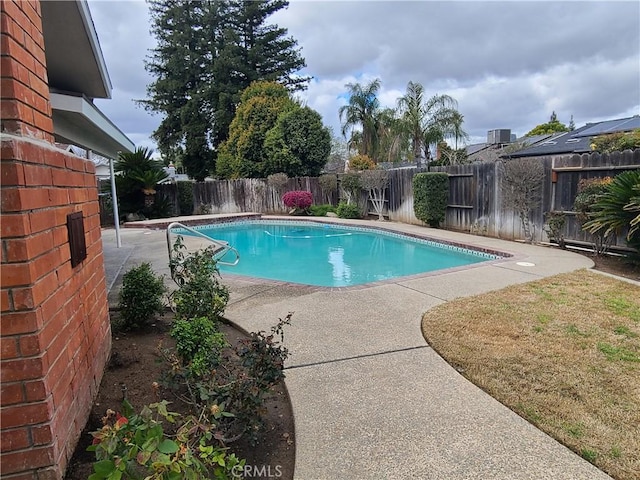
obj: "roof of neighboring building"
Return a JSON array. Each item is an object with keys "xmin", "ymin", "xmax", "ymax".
[{"xmin": 499, "ymin": 115, "xmax": 639, "ymax": 158}]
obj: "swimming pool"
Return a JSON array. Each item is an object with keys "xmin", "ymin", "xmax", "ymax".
[{"xmin": 192, "ymin": 220, "xmax": 500, "ymax": 287}]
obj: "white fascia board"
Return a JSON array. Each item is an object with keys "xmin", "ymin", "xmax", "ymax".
[
  {"xmin": 50, "ymin": 92, "xmax": 135, "ymax": 158},
  {"xmin": 78, "ymin": 0, "xmax": 112, "ymax": 97}
]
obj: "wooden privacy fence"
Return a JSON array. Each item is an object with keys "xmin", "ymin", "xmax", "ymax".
[{"xmin": 110, "ymin": 150, "xmax": 639, "ymax": 246}]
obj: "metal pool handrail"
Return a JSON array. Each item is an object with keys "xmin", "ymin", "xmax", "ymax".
[{"xmin": 166, "ymin": 222, "xmax": 240, "ymax": 268}]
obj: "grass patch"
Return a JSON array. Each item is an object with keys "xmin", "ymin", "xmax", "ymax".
[{"xmin": 422, "ymin": 269, "xmax": 640, "ymax": 480}]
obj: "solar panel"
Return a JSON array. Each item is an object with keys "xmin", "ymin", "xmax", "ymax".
[{"xmin": 573, "ymin": 116, "xmax": 640, "ymax": 137}]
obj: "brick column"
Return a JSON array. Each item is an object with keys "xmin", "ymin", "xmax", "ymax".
[{"xmin": 1, "ymin": 1, "xmax": 111, "ymax": 478}]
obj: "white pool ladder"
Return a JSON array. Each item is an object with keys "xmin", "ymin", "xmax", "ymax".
[{"xmin": 166, "ymin": 222, "xmax": 240, "ymax": 272}]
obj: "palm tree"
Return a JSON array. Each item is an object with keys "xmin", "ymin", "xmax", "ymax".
[
  {"xmin": 396, "ymin": 82, "xmax": 460, "ymax": 167},
  {"xmin": 115, "ymin": 147, "xmax": 168, "ymax": 211},
  {"xmin": 339, "ymin": 78, "xmax": 381, "ymax": 160},
  {"xmin": 396, "ymin": 81, "xmax": 425, "ymax": 162},
  {"xmin": 446, "ymin": 111, "xmax": 470, "ymax": 151},
  {"xmin": 376, "ymin": 107, "xmax": 405, "ymax": 163},
  {"xmin": 421, "ymin": 93, "xmax": 459, "ymax": 166}
]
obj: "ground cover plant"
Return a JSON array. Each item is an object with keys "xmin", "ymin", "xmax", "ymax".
[{"xmin": 421, "ymin": 269, "xmax": 639, "ymax": 480}]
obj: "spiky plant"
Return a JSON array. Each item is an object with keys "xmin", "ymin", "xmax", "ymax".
[{"xmin": 584, "ymin": 170, "xmax": 640, "ymax": 252}]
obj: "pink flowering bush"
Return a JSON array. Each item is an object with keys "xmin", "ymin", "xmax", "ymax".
[{"xmin": 282, "ymin": 190, "xmax": 313, "ymax": 211}]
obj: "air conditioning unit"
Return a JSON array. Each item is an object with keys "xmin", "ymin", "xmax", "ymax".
[{"xmin": 487, "ymin": 129, "xmax": 511, "ymax": 144}]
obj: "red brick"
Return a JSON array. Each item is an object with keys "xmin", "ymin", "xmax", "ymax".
[
  {"xmin": 0, "ymin": 445, "xmax": 54, "ymax": 475},
  {"xmin": 24, "ymin": 380, "xmax": 46, "ymax": 402},
  {"xmin": 1, "ymin": 337, "xmax": 19, "ymax": 359},
  {"xmin": 0, "ymin": 310, "xmax": 42, "ymax": 335},
  {"xmin": 30, "ymin": 247, "xmax": 63, "ymax": 281},
  {"xmin": 0, "ymin": 401, "xmax": 51, "ymax": 430},
  {"xmin": 31, "ymin": 424, "xmax": 52, "ymax": 446},
  {"xmin": 3, "ymin": 231, "xmax": 55, "ymax": 262},
  {"xmin": 18, "ymin": 334, "xmax": 39, "ymax": 357},
  {"xmin": 0, "ymin": 356, "xmax": 44, "ymax": 382},
  {"xmin": 7, "ymin": 287, "xmax": 33, "ymax": 310},
  {"xmin": 47, "ymin": 187, "xmax": 69, "ymax": 206},
  {"xmin": 22, "ymin": 163, "xmax": 52, "ymax": 186},
  {"xmin": 0, "ymin": 214, "xmax": 31, "ymax": 237},
  {"xmin": 1, "ymin": 289, "xmax": 11, "ymax": 312},
  {"xmin": 51, "ymin": 226, "xmax": 67, "ymax": 248},
  {"xmin": 1, "ymin": 187, "xmax": 51, "ymax": 212},
  {"xmin": 14, "ymin": 140, "xmax": 46, "ymax": 165},
  {"xmin": 0, "ymin": 162, "xmax": 24, "ymax": 187},
  {"xmin": 54, "ymin": 263, "xmax": 72, "ymax": 286},
  {"xmin": 64, "ymin": 156, "xmax": 86, "ymax": 173},
  {"xmin": 27, "ymin": 210, "xmax": 59, "ymax": 235},
  {"xmin": 0, "ymin": 428, "xmax": 31, "ymax": 452},
  {"xmin": 1, "ymin": 262, "xmax": 33, "ymax": 287},
  {"xmin": 0, "ymin": 382, "xmax": 24, "ymax": 405},
  {"xmin": 32, "ymin": 108, "xmax": 52, "ymax": 134}
]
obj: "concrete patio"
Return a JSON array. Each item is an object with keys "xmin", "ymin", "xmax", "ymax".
[{"xmin": 101, "ymin": 216, "xmax": 610, "ymax": 480}]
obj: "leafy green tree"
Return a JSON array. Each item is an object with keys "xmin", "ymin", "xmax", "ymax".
[
  {"xmin": 217, "ymin": 82, "xmax": 329, "ymax": 178},
  {"xmin": 264, "ymin": 106, "xmax": 331, "ymax": 177},
  {"xmin": 141, "ymin": 0, "xmax": 309, "ymax": 180},
  {"xmin": 217, "ymin": 82, "xmax": 296, "ymax": 178},
  {"xmin": 339, "ymin": 78, "xmax": 382, "ymax": 159},
  {"xmin": 525, "ymin": 111, "xmax": 569, "ymax": 136}
]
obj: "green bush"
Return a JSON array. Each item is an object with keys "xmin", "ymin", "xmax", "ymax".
[
  {"xmin": 574, "ymin": 177, "xmax": 615, "ymax": 254},
  {"xmin": 413, "ymin": 172, "xmax": 449, "ymax": 227},
  {"xmin": 169, "ymin": 239, "xmax": 230, "ymax": 322},
  {"xmin": 89, "ymin": 400, "xmax": 244, "ymax": 479},
  {"xmin": 117, "ymin": 263, "xmax": 166, "ymax": 331},
  {"xmin": 177, "ymin": 181, "xmax": 194, "ymax": 216},
  {"xmin": 584, "ymin": 170, "xmax": 640, "ymax": 253},
  {"xmin": 337, "ymin": 202, "xmax": 361, "ymax": 219},
  {"xmin": 171, "ymin": 317, "xmax": 228, "ymax": 377},
  {"xmin": 309, "ymin": 204, "xmax": 337, "ymax": 216}
]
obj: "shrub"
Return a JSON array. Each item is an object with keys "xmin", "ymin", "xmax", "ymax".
[
  {"xmin": 177, "ymin": 181, "xmax": 194, "ymax": 216},
  {"xmin": 574, "ymin": 177, "xmax": 614, "ymax": 254},
  {"xmin": 163, "ymin": 314, "xmax": 293, "ymax": 445},
  {"xmin": 590, "ymin": 129, "xmax": 640, "ymax": 153},
  {"xmin": 117, "ymin": 263, "xmax": 165, "ymax": 331},
  {"xmin": 584, "ymin": 170, "xmax": 640, "ymax": 253},
  {"xmin": 309, "ymin": 204, "xmax": 337, "ymax": 216},
  {"xmin": 171, "ymin": 317, "xmax": 228, "ymax": 377},
  {"xmin": 169, "ymin": 238, "xmax": 230, "ymax": 322},
  {"xmin": 318, "ymin": 174, "xmax": 338, "ymax": 200},
  {"xmin": 544, "ymin": 211, "xmax": 566, "ymax": 249},
  {"xmin": 267, "ymin": 172, "xmax": 289, "ymax": 194},
  {"xmin": 282, "ymin": 190, "xmax": 313, "ymax": 210},
  {"xmin": 348, "ymin": 154, "xmax": 375, "ymax": 171},
  {"xmin": 337, "ymin": 202, "xmax": 361, "ymax": 219},
  {"xmin": 340, "ymin": 173, "xmax": 361, "ymax": 205},
  {"xmin": 413, "ymin": 172, "xmax": 449, "ymax": 228},
  {"xmin": 501, "ymin": 159, "xmax": 545, "ymax": 243},
  {"xmin": 89, "ymin": 400, "xmax": 244, "ymax": 479}
]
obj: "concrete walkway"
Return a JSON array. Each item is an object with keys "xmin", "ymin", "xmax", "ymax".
[{"xmin": 101, "ymin": 218, "xmax": 611, "ymax": 480}]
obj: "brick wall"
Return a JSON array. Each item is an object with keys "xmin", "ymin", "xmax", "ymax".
[{"xmin": 1, "ymin": 1, "xmax": 112, "ymax": 478}]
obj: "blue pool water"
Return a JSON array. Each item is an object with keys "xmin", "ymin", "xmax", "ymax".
[{"xmin": 193, "ymin": 221, "xmax": 498, "ymax": 287}]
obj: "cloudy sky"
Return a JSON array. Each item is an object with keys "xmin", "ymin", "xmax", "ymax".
[{"xmin": 89, "ymin": 0, "xmax": 640, "ymax": 153}]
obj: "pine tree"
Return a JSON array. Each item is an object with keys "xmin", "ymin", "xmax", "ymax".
[{"xmin": 141, "ymin": 0, "xmax": 309, "ymax": 180}]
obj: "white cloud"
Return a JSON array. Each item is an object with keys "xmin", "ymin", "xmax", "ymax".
[{"xmin": 87, "ymin": 0, "xmax": 640, "ymax": 152}]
